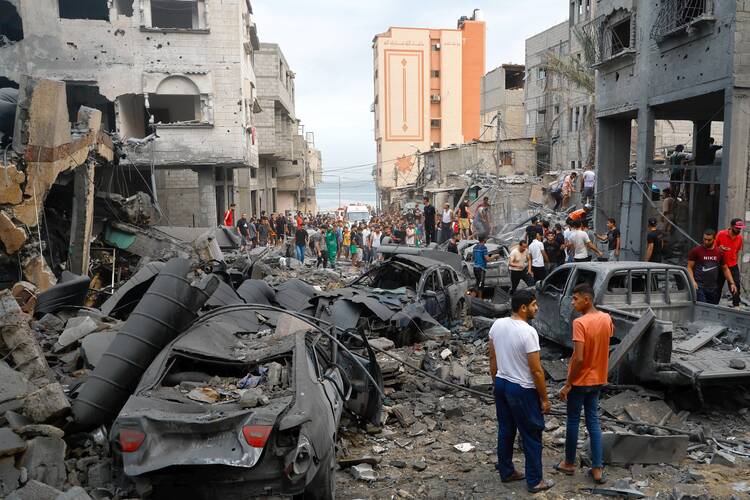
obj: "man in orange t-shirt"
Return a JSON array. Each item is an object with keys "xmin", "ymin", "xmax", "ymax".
[
  {"xmin": 554, "ymin": 283, "xmax": 613, "ymax": 484},
  {"xmin": 716, "ymin": 218, "xmax": 745, "ymax": 308}
]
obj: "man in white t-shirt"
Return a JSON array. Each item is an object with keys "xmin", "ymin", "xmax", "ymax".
[
  {"xmin": 528, "ymin": 232, "xmax": 549, "ymax": 283},
  {"xmin": 582, "ymin": 165, "xmax": 596, "ymax": 205},
  {"xmin": 362, "ymin": 226, "xmax": 372, "ymax": 263},
  {"xmin": 488, "ymin": 290, "xmax": 553, "ymax": 493},
  {"xmin": 566, "ymin": 220, "xmax": 603, "ymax": 262}
]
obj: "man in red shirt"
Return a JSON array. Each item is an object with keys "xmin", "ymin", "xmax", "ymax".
[
  {"xmin": 687, "ymin": 229, "xmax": 737, "ymax": 304},
  {"xmin": 223, "ymin": 203, "xmax": 236, "ymax": 227},
  {"xmin": 716, "ymin": 218, "xmax": 745, "ymax": 308}
]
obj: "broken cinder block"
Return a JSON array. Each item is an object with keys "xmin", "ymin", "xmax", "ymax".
[{"xmin": 601, "ymin": 432, "xmax": 689, "ymax": 465}]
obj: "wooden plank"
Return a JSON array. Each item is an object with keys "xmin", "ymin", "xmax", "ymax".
[
  {"xmin": 608, "ymin": 309, "xmax": 656, "ymax": 376},
  {"xmin": 674, "ymin": 325, "xmax": 727, "ymax": 353}
]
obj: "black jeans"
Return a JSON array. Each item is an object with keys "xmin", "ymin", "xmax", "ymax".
[
  {"xmin": 425, "ymin": 225, "xmax": 436, "ymax": 245},
  {"xmin": 551, "ymin": 191, "xmax": 562, "ymax": 211},
  {"xmin": 510, "ymin": 270, "xmax": 530, "ymax": 294},
  {"xmin": 473, "ymin": 267, "xmax": 486, "ymax": 289},
  {"xmin": 531, "ymin": 266, "xmax": 547, "ymax": 284},
  {"xmin": 716, "ymin": 265, "xmax": 741, "ymax": 307},
  {"xmin": 316, "ymin": 252, "xmax": 328, "ymax": 268}
]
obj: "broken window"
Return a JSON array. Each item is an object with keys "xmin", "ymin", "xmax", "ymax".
[
  {"xmin": 504, "ymin": 68, "xmax": 524, "ymax": 90},
  {"xmin": 150, "ymin": 0, "xmax": 204, "ymax": 30},
  {"xmin": 58, "ymin": 0, "xmax": 109, "ymax": 21},
  {"xmin": 149, "ymin": 95, "xmax": 199, "ymax": 124},
  {"xmin": 0, "ymin": 1, "xmax": 23, "ymax": 43},
  {"xmin": 652, "ymin": 0, "xmax": 712, "ymax": 40},
  {"xmin": 114, "ymin": 0, "xmax": 134, "ymax": 17},
  {"xmin": 65, "ymin": 84, "xmax": 116, "ymax": 132},
  {"xmin": 610, "ymin": 18, "xmax": 632, "ymax": 55}
]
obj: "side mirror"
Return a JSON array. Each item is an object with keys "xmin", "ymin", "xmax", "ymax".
[{"xmin": 535, "ymin": 281, "xmax": 543, "ymax": 292}]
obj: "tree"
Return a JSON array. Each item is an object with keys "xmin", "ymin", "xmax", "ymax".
[{"xmin": 544, "ymin": 27, "xmax": 597, "ymax": 169}]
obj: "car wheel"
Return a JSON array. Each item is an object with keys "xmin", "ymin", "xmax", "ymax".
[{"xmin": 301, "ymin": 446, "xmax": 335, "ymax": 500}]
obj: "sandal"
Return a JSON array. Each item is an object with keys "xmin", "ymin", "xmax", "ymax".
[
  {"xmin": 501, "ymin": 470, "xmax": 525, "ymax": 483},
  {"xmin": 588, "ymin": 468, "xmax": 607, "ymax": 484},
  {"xmin": 553, "ymin": 462, "xmax": 575, "ymax": 476},
  {"xmin": 527, "ymin": 478, "xmax": 555, "ymax": 493}
]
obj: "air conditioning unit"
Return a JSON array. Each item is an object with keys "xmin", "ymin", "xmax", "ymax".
[
  {"xmin": 434, "ymin": 43, "xmax": 441, "ymax": 49},
  {"xmin": 430, "ymin": 94, "xmax": 441, "ymax": 102}
]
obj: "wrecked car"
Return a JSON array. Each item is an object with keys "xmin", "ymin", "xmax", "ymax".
[
  {"xmin": 345, "ymin": 254, "xmax": 468, "ymax": 345},
  {"xmin": 111, "ymin": 306, "xmax": 382, "ymax": 499},
  {"xmin": 534, "ymin": 262, "xmax": 750, "ymax": 388}
]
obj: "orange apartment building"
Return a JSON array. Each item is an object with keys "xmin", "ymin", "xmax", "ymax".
[{"xmin": 372, "ymin": 10, "xmax": 486, "ymax": 208}]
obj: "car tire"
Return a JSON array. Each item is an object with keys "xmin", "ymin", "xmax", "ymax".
[{"xmin": 301, "ymin": 446, "xmax": 335, "ymax": 500}]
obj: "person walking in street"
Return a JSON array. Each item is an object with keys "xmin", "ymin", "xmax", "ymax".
[
  {"xmin": 458, "ymin": 200, "xmax": 472, "ymax": 240},
  {"xmin": 544, "ymin": 231, "xmax": 562, "ymax": 271},
  {"xmin": 325, "ymin": 225, "xmax": 338, "ymax": 270},
  {"xmin": 440, "ymin": 203, "xmax": 454, "ymax": 244},
  {"xmin": 644, "ymin": 218, "xmax": 665, "ymax": 263},
  {"xmin": 423, "ymin": 197, "xmax": 437, "ymax": 245},
  {"xmin": 406, "ymin": 222, "xmax": 416, "ymax": 246},
  {"xmin": 687, "ymin": 229, "xmax": 737, "ymax": 304},
  {"xmin": 370, "ymin": 225, "xmax": 382, "ymax": 261},
  {"xmin": 472, "ymin": 236, "xmax": 498, "ymax": 294},
  {"xmin": 223, "ymin": 203, "xmax": 236, "ymax": 227},
  {"xmin": 258, "ymin": 217, "xmax": 270, "ymax": 247},
  {"xmin": 716, "ymin": 218, "xmax": 744, "ymax": 308},
  {"xmin": 508, "ymin": 240, "xmax": 532, "ymax": 294},
  {"xmin": 554, "ymin": 283, "xmax": 613, "ymax": 485},
  {"xmin": 595, "ymin": 218, "xmax": 620, "ymax": 262},
  {"xmin": 342, "ymin": 226, "xmax": 351, "ymax": 259},
  {"xmin": 581, "ymin": 165, "xmax": 596, "ymax": 205},
  {"xmin": 313, "ymin": 227, "xmax": 327, "ymax": 268},
  {"xmin": 489, "ymin": 290, "xmax": 554, "ymax": 494},
  {"xmin": 294, "ymin": 224, "xmax": 308, "ymax": 263},
  {"xmin": 236, "ymin": 213, "xmax": 249, "ymax": 251},
  {"xmin": 528, "ymin": 232, "xmax": 549, "ymax": 284}
]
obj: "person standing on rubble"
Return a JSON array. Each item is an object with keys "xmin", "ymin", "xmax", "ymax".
[
  {"xmin": 687, "ymin": 229, "xmax": 737, "ymax": 304},
  {"xmin": 528, "ymin": 232, "xmax": 549, "ymax": 283},
  {"xmin": 223, "ymin": 203, "xmax": 236, "ymax": 227},
  {"xmin": 342, "ymin": 226, "xmax": 351, "ymax": 259},
  {"xmin": 258, "ymin": 216, "xmax": 270, "ymax": 247},
  {"xmin": 508, "ymin": 240, "xmax": 532, "ymax": 294},
  {"xmin": 644, "ymin": 218, "xmax": 665, "ymax": 263},
  {"xmin": 561, "ymin": 172, "xmax": 577, "ymax": 210},
  {"xmin": 581, "ymin": 165, "xmax": 596, "ymax": 205},
  {"xmin": 294, "ymin": 223, "xmax": 308, "ymax": 263},
  {"xmin": 440, "ymin": 203, "xmax": 454, "ymax": 244},
  {"xmin": 313, "ymin": 226, "xmax": 327, "ymax": 268},
  {"xmin": 325, "ymin": 225, "xmax": 338, "ymax": 270},
  {"xmin": 555, "ymin": 283, "xmax": 613, "ymax": 485},
  {"xmin": 716, "ymin": 218, "xmax": 744, "ymax": 308},
  {"xmin": 489, "ymin": 290, "xmax": 554, "ymax": 493},
  {"xmin": 423, "ymin": 196, "xmax": 437, "ymax": 245},
  {"xmin": 237, "ymin": 213, "xmax": 250, "ymax": 251},
  {"xmin": 595, "ymin": 218, "xmax": 620, "ymax": 262},
  {"xmin": 458, "ymin": 200, "xmax": 472, "ymax": 240},
  {"xmin": 567, "ymin": 220, "xmax": 603, "ymax": 262},
  {"xmin": 473, "ymin": 236, "xmax": 499, "ymax": 293}
]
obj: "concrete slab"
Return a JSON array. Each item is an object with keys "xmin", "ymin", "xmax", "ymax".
[
  {"xmin": 601, "ymin": 432, "xmax": 689, "ymax": 465},
  {"xmin": 4, "ymin": 479, "xmax": 62, "ymax": 500},
  {"xmin": 18, "ymin": 436, "xmax": 67, "ymax": 489},
  {"xmin": 0, "ymin": 428, "xmax": 27, "ymax": 457},
  {"xmin": 0, "ymin": 455, "xmax": 20, "ymax": 496}
]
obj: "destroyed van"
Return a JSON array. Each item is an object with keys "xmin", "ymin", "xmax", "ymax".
[{"xmin": 533, "ymin": 262, "xmax": 750, "ymax": 389}]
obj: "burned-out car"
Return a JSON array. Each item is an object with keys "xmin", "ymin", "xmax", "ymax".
[{"xmin": 110, "ymin": 306, "xmax": 382, "ymax": 499}]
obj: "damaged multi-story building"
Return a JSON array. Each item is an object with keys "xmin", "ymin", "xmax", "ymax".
[
  {"xmin": 254, "ymin": 42, "xmax": 321, "ymax": 215},
  {"xmin": 590, "ymin": 1, "xmax": 750, "ymax": 281},
  {"xmin": 0, "ymin": 0, "xmax": 265, "ymax": 227}
]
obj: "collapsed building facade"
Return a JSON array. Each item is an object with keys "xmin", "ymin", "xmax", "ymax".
[
  {"xmin": 0, "ymin": 0, "xmax": 320, "ymax": 227},
  {"xmin": 591, "ymin": 1, "xmax": 750, "ymax": 283}
]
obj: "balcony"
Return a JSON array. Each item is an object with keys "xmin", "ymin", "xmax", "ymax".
[{"xmin": 651, "ymin": 0, "xmax": 715, "ymax": 41}]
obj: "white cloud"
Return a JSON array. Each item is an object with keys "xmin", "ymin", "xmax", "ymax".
[{"xmin": 253, "ymin": 0, "xmax": 568, "ymax": 181}]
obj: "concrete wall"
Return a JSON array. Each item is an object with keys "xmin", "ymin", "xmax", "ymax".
[
  {"xmin": 0, "ymin": 0, "xmax": 260, "ymax": 226},
  {"xmin": 481, "ymin": 64, "xmax": 526, "ymax": 140}
]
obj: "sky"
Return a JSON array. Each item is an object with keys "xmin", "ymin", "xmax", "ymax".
[{"xmin": 253, "ymin": 1, "xmax": 569, "ymax": 184}]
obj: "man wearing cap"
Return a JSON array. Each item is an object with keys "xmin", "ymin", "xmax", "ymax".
[{"xmin": 716, "ymin": 218, "xmax": 744, "ymax": 308}]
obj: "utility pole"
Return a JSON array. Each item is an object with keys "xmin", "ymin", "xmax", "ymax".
[{"xmin": 494, "ymin": 110, "xmax": 502, "ymax": 178}]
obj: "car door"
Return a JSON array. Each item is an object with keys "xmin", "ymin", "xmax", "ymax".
[
  {"xmin": 439, "ymin": 267, "xmax": 461, "ymax": 318},
  {"xmin": 559, "ymin": 268, "xmax": 599, "ymax": 342},
  {"xmin": 420, "ymin": 269, "xmax": 449, "ymax": 320},
  {"xmin": 534, "ymin": 266, "xmax": 572, "ymax": 342}
]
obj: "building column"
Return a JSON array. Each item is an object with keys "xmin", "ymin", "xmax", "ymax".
[
  {"xmin": 624, "ymin": 106, "xmax": 656, "ymax": 260},
  {"xmin": 595, "ymin": 117, "xmax": 631, "ymax": 234},
  {"xmin": 69, "ymin": 161, "xmax": 95, "ymax": 275},
  {"xmin": 195, "ymin": 167, "xmax": 217, "ymax": 227},
  {"xmin": 722, "ymin": 88, "xmax": 750, "ymax": 291}
]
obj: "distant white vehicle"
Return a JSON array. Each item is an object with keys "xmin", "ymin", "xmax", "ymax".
[{"xmin": 345, "ymin": 205, "xmax": 370, "ymax": 226}]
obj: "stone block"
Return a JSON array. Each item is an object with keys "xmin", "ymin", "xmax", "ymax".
[
  {"xmin": 19, "ymin": 436, "xmax": 67, "ymax": 489},
  {"xmin": 55, "ymin": 486, "xmax": 93, "ymax": 500},
  {"xmin": 601, "ymin": 432, "xmax": 689, "ymax": 465},
  {"xmin": 22, "ymin": 383, "xmax": 71, "ymax": 424},
  {"xmin": 0, "ymin": 362, "xmax": 30, "ymax": 410},
  {"xmin": 26, "ymin": 80, "xmax": 71, "ymax": 149},
  {"xmin": 0, "ymin": 428, "xmax": 27, "ymax": 457},
  {"xmin": 56, "ymin": 317, "xmax": 99, "ymax": 349},
  {"xmin": 0, "ymin": 164, "xmax": 25, "ymax": 205},
  {"xmin": 0, "ymin": 455, "xmax": 20, "ymax": 496},
  {"xmin": 86, "ymin": 458, "xmax": 112, "ymax": 489},
  {"xmin": 5, "ymin": 479, "xmax": 62, "ymax": 500},
  {"xmin": 0, "ymin": 210, "xmax": 27, "ymax": 255}
]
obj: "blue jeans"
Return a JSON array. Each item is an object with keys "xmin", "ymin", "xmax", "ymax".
[
  {"xmin": 565, "ymin": 385, "xmax": 603, "ymax": 468},
  {"xmin": 696, "ymin": 287, "xmax": 720, "ymax": 304},
  {"xmin": 494, "ymin": 377, "xmax": 545, "ymax": 489},
  {"xmin": 295, "ymin": 245, "xmax": 305, "ymax": 263}
]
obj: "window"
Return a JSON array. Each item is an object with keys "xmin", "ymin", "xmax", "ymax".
[
  {"xmin": 271, "ymin": 167, "xmax": 277, "ymax": 178},
  {"xmin": 553, "ymin": 105, "xmax": 560, "ymax": 115},
  {"xmin": 151, "ymin": 0, "xmax": 202, "ymax": 30},
  {"xmin": 537, "ymin": 68, "xmax": 546, "ymax": 80},
  {"xmin": 440, "ymin": 269, "xmax": 454, "ymax": 287},
  {"xmin": 150, "ymin": 95, "xmax": 200, "ymax": 123},
  {"xmin": 250, "ymin": 167, "xmax": 258, "ymax": 179},
  {"xmin": 610, "ymin": 18, "xmax": 632, "ymax": 55},
  {"xmin": 572, "ymin": 270, "xmax": 596, "ymax": 290},
  {"xmin": 431, "ymin": 43, "xmax": 441, "ymax": 51},
  {"xmin": 59, "ymin": 0, "xmax": 109, "ymax": 20},
  {"xmin": 545, "ymin": 268, "xmax": 571, "ymax": 293},
  {"xmin": 431, "ymin": 70, "xmax": 441, "ymax": 78},
  {"xmin": 0, "ymin": 1, "xmax": 23, "ymax": 41},
  {"xmin": 424, "ymin": 272, "xmax": 439, "ymax": 292},
  {"xmin": 607, "ymin": 272, "xmax": 628, "ymax": 294},
  {"xmin": 114, "ymin": 0, "xmax": 134, "ymax": 16},
  {"xmin": 501, "ymin": 151, "xmax": 513, "ymax": 166},
  {"xmin": 430, "ymin": 119, "xmax": 441, "ymax": 128}
]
